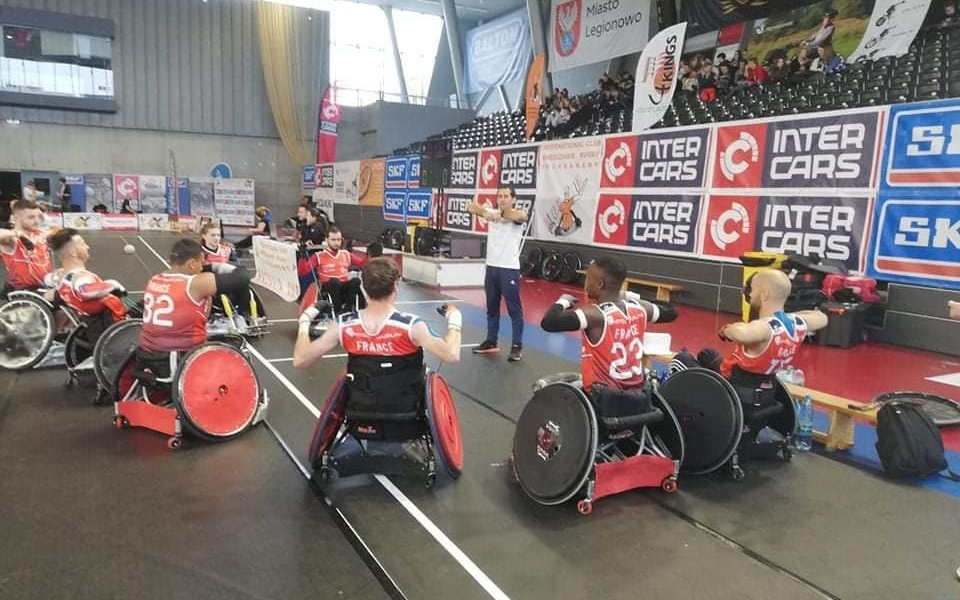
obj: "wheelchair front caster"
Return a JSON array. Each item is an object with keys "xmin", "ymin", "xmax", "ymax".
[
  {"xmin": 661, "ymin": 478, "xmax": 678, "ymax": 493},
  {"xmin": 113, "ymin": 416, "xmax": 129, "ymax": 429},
  {"xmin": 781, "ymin": 447, "xmax": 793, "ymax": 462},
  {"xmin": 167, "ymin": 437, "xmax": 182, "ymax": 451},
  {"xmin": 317, "ymin": 466, "xmax": 332, "ymax": 484},
  {"xmin": 576, "ymin": 499, "xmax": 593, "ymax": 515},
  {"xmin": 731, "ymin": 466, "xmax": 745, "ymax": 482},
  {"xmin": 425, "ymin": 473, "xmax": 436, "ymax": 490}
]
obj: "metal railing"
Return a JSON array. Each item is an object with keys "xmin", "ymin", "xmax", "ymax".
[{"xmin": 334, "ymin": 87, "xmax": 461, "ymax": 109}]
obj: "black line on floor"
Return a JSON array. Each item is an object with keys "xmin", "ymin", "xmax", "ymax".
[
  {"xmin": 445, "ymin": 380, "xmax": 846, "ymax": 600},
  {"xmin": 262, "ymin": 420, "xmax": 409, "ymax": 600}
]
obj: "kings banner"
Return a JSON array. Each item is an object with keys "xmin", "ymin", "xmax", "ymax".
[
  {"xmin": 316, "ymin": 86, "xmax": 341, "ymax": 164},
  {"xmin": 633, "ymin": 22, "xmax": 687, "ymax": 133}
]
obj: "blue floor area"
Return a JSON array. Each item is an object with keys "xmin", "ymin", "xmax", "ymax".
[{"xmin": 458, "ymin": 302, "xmax": 960, "ymax": 500}]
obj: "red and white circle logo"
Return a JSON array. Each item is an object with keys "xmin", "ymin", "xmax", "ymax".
[
  {"xmin": 114, "ymin": 175, "xmax": 140, "ymax": 200},
  {"xmin": 474, "ymin": 194, "xmax": 496, "ymax": 234},
  {"xmin": 712, "ymin": 124, "xmax": 766, "ymax": 188},
  {"xmin": 593, "ymin": 195, "xmax": 629, "ymax": 246},
  {"xmin": 602, "ymin": 136, "xmax": 636, "ymax": 188},
  {"xmin": 478, "ymin": 150, "xmax": 500, "ymax": 189},
  {"xmin": 702, "ymin": 196, "xmax": 759, "ymax": 259}
]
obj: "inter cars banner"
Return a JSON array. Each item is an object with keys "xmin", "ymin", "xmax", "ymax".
[
  {"xmin": 113, "ymin": 174, "xmax": 140, "ymax": 211},
  {"xmin": 849, "ymin": 0, "xmax": 933, "ymax": 63},
  {"xmin": 632, "ymin": 22, "xmax": 687, "ymax": 132},
  {"xmin": 711, "ymin": 110, "xmax": 881, "ymax": 190},
  {"xmin": 450, "ymin": 151, "xmax": 479, "ymax": 190},
  {"xmin": 601, "ymin": 127, "xmax": 709, "ymax": 189},
  {"xmin": 549, "ymin": 0, "xmax": 653, "ymax": 72},
  {"xmin": 593, "ymin": 194, "xmax": 702, "ymax": 254},
  {"xmin": 703, "ymin": 195, "xmax": 871, "ymax": 270},
  {"xmin": 477, "ymin": 145, "xmax": 539, "ymax": 192},
  {"xmin": 464, "ymin": 8, "xmax": 531, "ymax": 94},
  {"xmin": 533, "ymin": 138, "xmax": 603, "ymax": 245},
  {"xmin": 868, "ymin": 99, "xmax": 960, "ymax": 288}
]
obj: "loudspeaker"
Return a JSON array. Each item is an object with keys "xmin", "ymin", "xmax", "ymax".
[
  {"xmin": 420, "ymin": 138, "xmax": 453, "ymax": 188},
  {"xmin": 449, "ymin": 236, "xmax": 485, "ymax": 259}
]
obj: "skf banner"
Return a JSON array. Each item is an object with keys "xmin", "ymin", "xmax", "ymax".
[
  {"xmin": 703, "ymin": 195, "xmax": 871, "ymax": 270},
  {"xmin": 385, "ymin": 157, "xmax": 409, "ymax": 189},
  {"xmin": 593, "ymin": 194, "xmax": 702, "ymax": 255},
  {"xmin": 302, "ymin": 165, "xmax": 317, "ymax": 191},
  {"xmin": 358, "ymin": 159, "xmax": 385, "ymax": 207},
  {"xmin": 632, "ymin": 22, "xmax": 686, "ymax": 132},
  {"xmin": 685, "ymin": 0, "xmax": 822, "ymax": 36},
  {"xmin": 549, "ymin": 0, "xmax": 652, "ymax": 72},
  {"xmin": 601, "ymin": 127, "xmax": 709, "ymax": 189},
  {"xmin": 464, "ymin": 8, "xmax": 531, "ymax": 94},
  {"xmin": 868, "ymin": 99, "xmax": 960, "ymax": 288},
  {"xmin": 711, "ymin": 110, "xmax": 880, "ymax": 190},
  {"xmin": 252, "ymin": 237, "xmax": 301, "ymax": 302},
  {"xmin": 849, "ymin": 0, "xmax": 932, "ymax": 63},
  {"xmin": 405, "ymin": 190, "xmax": 432, "ymax": 221},
  {"xmin": 384, "ymin": 191, "xmax": 406, "ymax": 222},
  {"xmin": 524, "ymin": 54, "xmax": 546, "ymax": 140},
  {"xmin": 316, "ymin": 86, "xmax": 341, "ymax": 164},
  {"xmin": 533, "ymin": 138, "xmax": 603, "ymax": 245},
  {"xmin": 382, "ymin": 156, "xmax": 430, "ymax": 222}
]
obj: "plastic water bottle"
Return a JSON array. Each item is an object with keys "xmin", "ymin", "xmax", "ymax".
[
  {"xmin": 793, "ymin": 367, "xmax": 805, "ymax": 387},
  {"xmin": 795, "ymin": 395, "xmax": 813, "ymax": 452}
]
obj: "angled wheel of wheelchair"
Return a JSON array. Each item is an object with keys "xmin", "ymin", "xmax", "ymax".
[
  {"xmin": 512, "ymin": 381, "xmax": 598, "ymax": 506},
  {"xmin": 94, "ymin": 319, "xmax": 143, "ymax": 396},
  {"xmin": 425, "ymin": 372, "xmax": 463, "ymax": 478},
  {"xmin": 173, "ymin": 342, "xmax": 261, "ymax": 441},
  {"xmin": 64, "ymin": 323, "xmax": 95, "ymax": 370},
  {"xmin": 658, "ymin": 368, "xmax": 744, "ymax": 475},
  {"xmin": 307, "ymin": 373, "xmax": 348, "ymax": 471},
  {"xmin": 0, "ymin": 293, "xmax": 55, "ymax": 370}
]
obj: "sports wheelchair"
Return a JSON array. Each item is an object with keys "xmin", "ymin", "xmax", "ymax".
[
  {"xmin": 657, "ymin": 367, "xmax": 796, "ymax": 481},
  {"xmin": 0, "ymin": 289, "xmax": 81, "ymax": 371},
  {"xmin": 104, "ymin": 320, "xmax": 269, "ymax": 450},
  {"xmin": 307, "ymin": 369, "xmax": 463, "ymax": 490},
  {"xmin": 207, "ymin": 288, "xmax": 270, "ymax": 338},
  {"xmin": 299, "ymin": 280, "xmax": 363, "ymax": 340},
  {"xmin": 510, "ymin": 373, "xmax": 684, "ymax": 515}
]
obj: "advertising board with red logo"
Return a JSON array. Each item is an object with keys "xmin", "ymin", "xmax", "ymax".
[
  {"xmin": 702, "ymin": 195, "xmax": 872, "ymax": 270},
  {"xmin": 476, "ymin": 145, "xmax": 539, "ymax": 192},
  {"xmin": 593, "ymin": 194, "xmax": 702, "ymax": 255},
  {"xmin": 113, "ymin": 174, "xmax": 140, "ymax": 211},
  {"xmin": 601, "ymin": 127, "xmax": 709, "ymax": 189},
  {"xmin": 711, "ymin": 110, "xmax": 881, "ymax": 190}
]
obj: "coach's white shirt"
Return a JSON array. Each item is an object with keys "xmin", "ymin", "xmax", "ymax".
[{"xmin": 485, "ymin": 219, "xmax": 525, "ymax": 270}]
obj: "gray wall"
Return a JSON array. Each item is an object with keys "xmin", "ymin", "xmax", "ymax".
[
  {"xmin": 335, "ymin": 101, "xmax": 476, "ymax": 160},
  {"xmin": 0, "ymin": 0, "xmax": 329, "ymax": 217}
]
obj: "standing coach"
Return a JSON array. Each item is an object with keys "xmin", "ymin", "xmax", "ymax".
[{"xmin": 468, "ymin": 186, "xmax": 529, "ymax": 362}]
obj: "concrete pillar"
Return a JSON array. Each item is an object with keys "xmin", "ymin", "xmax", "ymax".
[
  {"xmin": 439, "ymin": 0, "xmax": 467, "ymax": 108},
  {"xmin": 382, "ymin": 7, "xmax": 410, "ymax": 104},
  {"xmin": 525, "ymin": 0, "xmax": 552, "ymax": 93}
]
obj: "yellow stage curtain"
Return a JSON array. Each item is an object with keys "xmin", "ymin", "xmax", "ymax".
[{"xmin": 256, "ymin": 1, "xmax": 313, "ymax": 166}]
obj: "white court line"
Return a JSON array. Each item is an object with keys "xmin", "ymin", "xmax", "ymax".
[
  {"xmin": 135, "ymin": 236, "xmax": 511, "ymax": 600},
  {"xmin": 266, "ymin": 343, "xmax": 481, "ymax": 363}
]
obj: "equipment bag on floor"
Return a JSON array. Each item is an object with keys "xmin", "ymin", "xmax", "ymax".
[{"xmin": 875, "ymin": 402, "xmax": 959, "ymax": 480}]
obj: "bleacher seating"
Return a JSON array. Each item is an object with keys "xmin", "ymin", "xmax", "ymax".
[{"xmin": 389, "ymin": 23, "xmax": 958, "ymax": 156}]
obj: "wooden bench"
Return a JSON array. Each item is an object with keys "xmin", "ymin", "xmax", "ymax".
[
  {"xmin": 783, "ymin": 383, "xmax": 878, "ymax": 451},
  {"xmin": 575, "ymin": 270, "xmax": 684, "ymax": 302}
]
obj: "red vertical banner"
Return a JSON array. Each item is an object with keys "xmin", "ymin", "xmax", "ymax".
[
  {"xmin": 316, "ymin": 86, "xmax": 341, "ymax": 164},
  {"xmin": 524, "ymin": 54, "xmax": 545, "ymax": 140}
]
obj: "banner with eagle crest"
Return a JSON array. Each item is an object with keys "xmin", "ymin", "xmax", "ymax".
[{"xmin": 549, "ymin": 0, "xmax": 653, "ymax": 72}]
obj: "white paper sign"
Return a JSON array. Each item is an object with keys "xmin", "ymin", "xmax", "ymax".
[
  {"xmin": 213, "ymin": 178, "xmax": 256, "ymax": 226},
  {"xmin": 252, "ymin": 237, "xmax": 301, "ymax": 302}
]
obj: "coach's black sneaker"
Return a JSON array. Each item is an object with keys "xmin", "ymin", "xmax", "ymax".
[
  {"xmin": 508, "ymin": 345, "xmax": 522, "ymax": 362},
  {"xmin": 472, "ymin": 340, "xmax": 499, "ymax": 354}
]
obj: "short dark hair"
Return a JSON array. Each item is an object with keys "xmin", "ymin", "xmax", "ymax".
[
  {"xmin": 361, "ymin": 258, "xmax": 400, "ymax": 300},
  {"xmin": 307, "ymin": 207, "xmax": 322, "ymax": 220},
  {"xmin": 327, "ymin": 225, "xmax": 342, "ymax": 237},
  {"xmin": 170, "ymin": 238, "xmax": 203, "ymax": 265},
  {"xmin": 48, "ymin": 228, "xmax": 79, "ymax": 252},
  {"xmin": 497, "ymin": 186, "xmax": 517, "ymax": 198},
  {"xmin": 11, "ymin": 199, "xmax": 40, "ymax": 212},
  {"xmin": 592, "ymin": 256, "xmax": 627, "ymax": 289}
]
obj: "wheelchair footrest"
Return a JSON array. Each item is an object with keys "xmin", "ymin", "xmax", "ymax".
[
  {"xmin": 591, "ymin": 455, "xmax": 677, "ymax": 502},
  {"xmin": 116, "ymin": 400, "xmax": 179, "ymax": 437},
  {"xmin": 330, "ymin": 437, "xmax": 434, "ymax": 480}
]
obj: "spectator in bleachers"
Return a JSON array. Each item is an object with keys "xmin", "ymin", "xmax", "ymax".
[
  {"xmin": 807, "ymin": 9, "xmax": 838, "ymax": 50},
  {"xmin": 717, "ymin": 63, "xmax": 734, "ymax": 95},
  {"xmin": 768, "ymin": 57, "xmax": 790, "ymax": 82},
  {"xmin": 745, "ymin": 57, "xmax": 769, "ymax": 86},
  {"xmin": 789, "ymin": 46, "xmax": 813, "ymax": 80},
  {"xmin": 939, "ymin": 0, "xmax": 957, "ymax": 27},
  {"xmin": 698, "ymin": 63, "xmax": 718, "ymax": 102},
  {"xmin": 813, "ymin": 42, "xmax": 846, "ymax": 75},
  {"xmin": 680, "ymin": 61, "xmax": 698, "ymax": 92}
]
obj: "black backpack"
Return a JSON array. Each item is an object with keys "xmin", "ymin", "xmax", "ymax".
[{"xmin": 875, "ymin": 402, "xmax": 959, "ymax": 480}]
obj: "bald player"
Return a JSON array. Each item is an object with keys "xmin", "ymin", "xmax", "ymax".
[
  {"xmin": 717, "ymin": 269, "xmax": 828, "ymax": 379},
  {"xmin": 949, "ymin": 300, "xmax": 959, "ymax": 321}
]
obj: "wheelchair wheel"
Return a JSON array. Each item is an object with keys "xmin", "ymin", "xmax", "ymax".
[
  {"xmin": 425, "ymin": 372, "xmax": 463, "ymax": 478},
  {"xmin": 64, "ymin": 323, "xmax": 95, "ymax": 370},
  {"xmin": 558, "ymin": 252, "xmax": 581, "ymax": 284},
  {"xmin": 540, "ymin": 252, "xmax": 564, "ymax": 282},
  {"xmin": 512, "ymin": 382, "xmax": 597, "ymax": 506},
  {"xmin": 0, "ymin": 295, "xmax": 55, "ymax": 370},
  {"xmin": 94, "ymin": 320, "xmax": 143, "ymax": 395},
  {"xmin": 174, "ymin": 342, "xmax": 261, "ymax": 441},
  {"xmin": 307, "ymin": 374, "xmax": 348, "ymax": 470}
]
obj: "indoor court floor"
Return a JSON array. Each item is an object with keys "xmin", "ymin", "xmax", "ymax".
[{"xmin": 2, "ymin": 231, "xmax": 959, "ymax": 600}]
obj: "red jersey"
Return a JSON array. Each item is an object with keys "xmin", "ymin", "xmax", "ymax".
[
  {"xmin": 202, "ymin": 243, "xmax": 232, "ymax": 264},
  {"xmin": 582, "ymin": 300, "xmax": 647, "ymax": 391},
  {"xmin": 339, "ymin": 310, "xmax": 421, "ymax": 357},
  {"xmin": 720, "ymin": 314, "xmax": 809, "ymax": 379},
  {"xmin": 138, "ymin": 273, "xmax": 211, "ymax": 353},
  {"xmin": 55, "ymin": 269, "xmax": 126, "ymax": 322},
  {"xmin": 1, "ymin": 230, "xmax": 52, "ymax": 290},
  {"xmin": 311, "ymin": 249, "xmax": 351, "ymax": 283}
]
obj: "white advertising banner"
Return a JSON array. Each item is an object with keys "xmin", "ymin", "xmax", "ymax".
[
  {"xmin": 138, "ymin": 175, "xmax": 168, "ymax": 213},
  {"xmin": 39, "ymin": 211, "xmax": 63, "ymax": 232},
  {"xmin": 312, "ymin": 190, "xmax": 335, "ymax": 222},
  {"xmin": 101, "ymin": 213, "xmax": 139, "ymax": 231},
  {"xmin": 633, "ymin": 22, "xmax": 688, "ymax": 132},
  {"xmin": 213, "ymin": 178, "xmax": 256, "ymax": 226},
  {"xmin": 532, "ymin": 137, "xmax": 603, "ymax": 245},
  {"xmin": 252, "ymin": 237, "xmax": 300, "ymax": 302},
  {"xmin": 138, "ymin": 213, "xmax": 169, "ymax": 231},
  {"xmin": 549, "ymin": 0, "xmax": 652, "ymax": 72},
  {"xmin": 63, "ymin": 212, "xmax": 103, "ymax": 230},
  {"xmin": 848, "ymin": 0, "xmax": 933, "ymax": 62}
]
